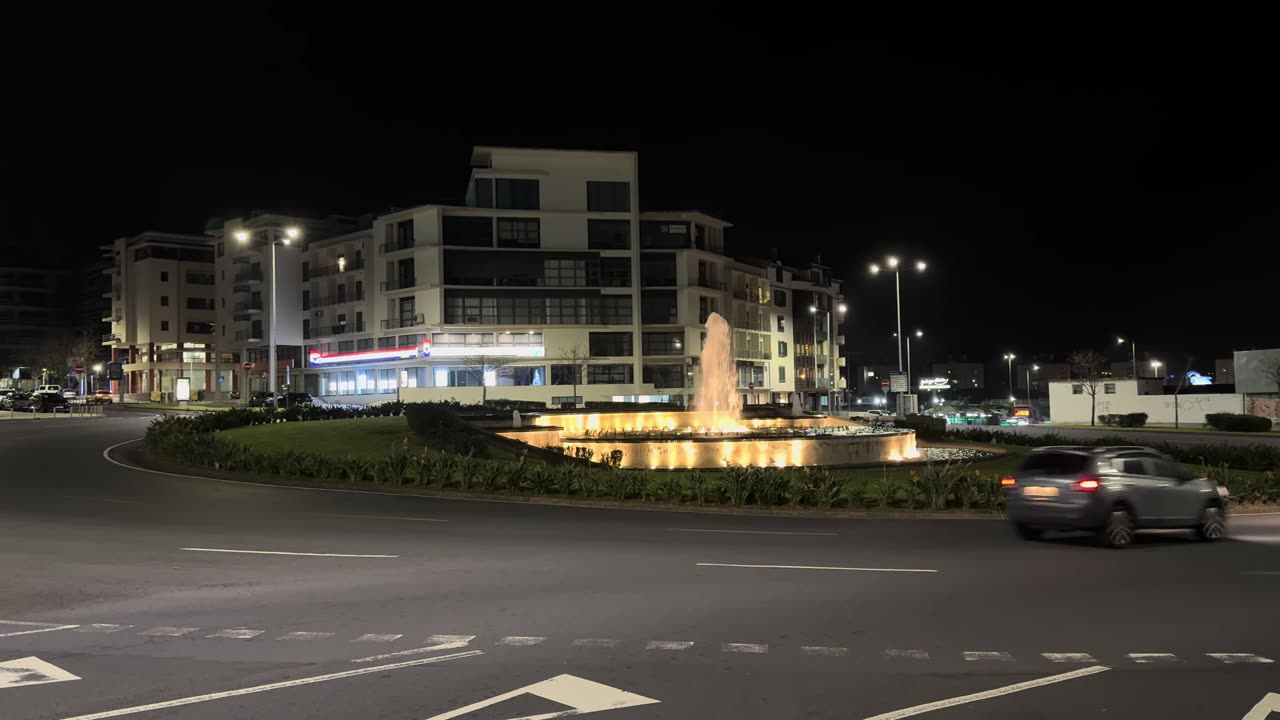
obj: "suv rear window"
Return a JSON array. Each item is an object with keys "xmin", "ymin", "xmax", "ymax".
[{"xmin": 1017, "ymin": 452, "xmax": 1089, "ymax": 476}]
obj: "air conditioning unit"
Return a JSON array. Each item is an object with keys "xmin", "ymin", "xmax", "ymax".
[
  {"xmin": 313, "ymin": 310, "xmax": 324, "ymax": 317},
  {"xmin": 464, "ymin": 316, "xmax": 480, "ymax": 324}
]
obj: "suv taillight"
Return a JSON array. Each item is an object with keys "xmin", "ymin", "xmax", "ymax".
[
  {"xmin": 1000, "ymin": 477, "xmax": 1017, "ymax": 487},
  {"xmin": 1076, "ymin": 478, "xmax": 1100, "ymax": 490}
]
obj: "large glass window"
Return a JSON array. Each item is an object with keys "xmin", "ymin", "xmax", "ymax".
[
  {"xmin": 586, "ymin": 181, "xmax": 630, "ymax": 212},
  {"xmin": 590, "ymin": 332, "xmax": 633, "ymax": 357},
  {"xmin": 443, "ymin": 294, "xmax": 630, "ymax": 325},
  {"xmin": 642, "ymin": 291, "xmax": 678, "ymax": 324},
  {"xmin": 377, "ymin": 369, "xmax": 396, "ymax": 394},
  {"xmin": 642, "ymin": 364, "xmax": 684, "ymax": 388},
  {"xmin": 442, "ymin": 216, "xmax": 493, "ymax": 247},
  {"xmin": 496, "ymin": 218, "xmax": 540, "ymax": 248},
  {"xmin": 495, "ymin": 178, "xmax": 539, "ymax": 210},
  {"xmin": 642, "ymin": 332, "xmax": 683, "ymax": 356},
  {"xmin": 640, "ymin": 221, "xmax": 689, "ymax": 249},
  {"xmin": 588, "ymin": 364, "xmax": 632, "ymax": 385},
  {"xmin": 595, "ymin": 295, "xmax": 632, "ymax": 324},
  {"xmin": 599, "ymin": 257, "xmax": 631, "ymax": 287},
  {"xmin": 639, "ymin": 253, "xmax": 677, "ymax": 287},
  {"xmin": 773, "ymin": 289, "xmax": 787, "ymax": 307},
  {"xmin": 469, "ymin": 178, "xmax": 493, "ymax": 208},
  {"xmin": 551, "ymin": 365, "xmax": 582, "ymax": 386},
  {"xmin": 356, "ymin": 369, "xmax": 376, "ymax": 395},
  {"xmin": 588, "ymin": 219, "xmax": 630, "ymax": 249},
  {"xmin": 544, "ymin": 259, "xmax": 587, "ymax": 287},
  {"xmin": 498, "ymin": 366, "xmax": 545, "ymax": 386}
]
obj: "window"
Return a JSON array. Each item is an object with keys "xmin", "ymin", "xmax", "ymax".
[
  {"xmin": 356, "ymin": 368, "xmax": 376, "ymax": 395},
  {"xmin": 596, "ymin": 295, "xmax": 632, "ymax": 324},
  {"xmin": 186, "ymin": 272, "xmax": 215, "ymax": 285},
  {"xmin": 355, "ymin": 311, "xmax": 363, "ymax": 331},
  {"xmin": 160, "ymin": 320, "xmax": 169, "ymax": 331},
  {"xmin": 586, "ymin": 181, "xmax": 630, "ymax": 212},
  {"xmin": 1020, "ymin": 452, "xmax": 1091, "ymax": 476},
  {"xmin": 778, "ymin": 341, "xmax": 788, "ymax": 358},
  {"xmin": 337, "ymin": 313, "xmax": 347, "ymax": 326},
  {"xmin": 470, "ymin": 177, "xmax": 493, "ymax": 208},
  {"xmin": 773, "ymin": 290, "xmax": 787, "ymax": 307},
  {"xmin": 302, "ymin": 290, "xmax": 310, "ymax": 310},
  {"xmin": 442, "ymin": 216, "xmax": 493, "ymax": 247},
  {"xmin": 160, "ymin": 271, "xmax": 169, "ymax": 282},
  {"xmin": 498, "ymin": 366, "xmax": 545, "ymax": 386},
  {"xmin": 641, "ymin": 291, "xmax": 677, "ymax": 324},
  {"xmin": 642, "ymin": 364, "xmax": 684, "ymax": 388},
  {"xmin": 160, "ymin": 295, "xmax": 169, "ymax": 306},
  {"xmin": 588, "ymin": 219, "xmax": 630, "ymax": 249},
  {"xmin": 599, "ymin": 257, "xmax": 631, "ymax": 287},
  {"xmin": 551, "ymin": 365, "xmax": 582, "ymax": 386},
  {"xmin": 398, "ymin": 297, "xmax": 416, "ymax": 326},
  {"xmin": 217, "ymin": 242, "xmax": 225, "ymax": 257},
  {"xmin": 337, "ymin": 284, "xmax": 347, "ymax": 304},
  {"xmin": 495, "ymin": 178, "xmax": 539, "ymax": 210},
  {"xmin": 1104, "ymin": 383, "xmax": 1117, "ymax": 394},
  {"xmin": 497, "ymin": 331, "xmax": 543, "ymax": 347},
  {"xmin": 640, "ymin": 253, "xmax": 677, "ymax": 287},
  {"xmin": 338, "ymin": 340, "xmax": 354, "ymax": 353},
  {"xmin": 777, "ymin": 314, "xmax": 786, "ymax": 332},
  {"xmin": 302, "ymin": 261, "xmax": 310, "ymax": 281},
  {"xmin": 1072, "ymin": 384, "xmax": 1084, "ymax": 395},
  {"xmin": 551, "ymin": 395, "xmax": 582, "ymax": 406},
  {"xmin": 544, "ymin": 259, "xmax": 587, "ymax": 287},
  {"xmin": 496, "ymin": 218, "xmax": 540, "ymax": 248},
  {"xmin": 185, "ymin": 322, "xmax": 213, "ymax": 334},
  {"xmin": 396, "ymin": 258, "xmax": 415, "ymax": 289},
  {"xmin": 641, "ymin": 332, "xmax": 683, "ymax": 356},
  {"xmin": 355, "ymin": 281, "xmax": 363, "ymax": 300},
  {"xmin": 396, "ymin": 220, "xmax": 415, "ymax": 249},
  {"xmin": 303, "ymin": 319, "xmax": 311, "ymax": 339},
  {"xmin": 590, "ymin": 332, "xmax": 633, "ymax": 357},
  {"xmin": 588, "ymin": 363, "xmax": 632, "ymax": 384},
  {"xmin": 357, "ymin": 338, "xmax": 373, "ymax": 351},
  {"xmin": 377, "ymin": 368, "xmax": 396, "ymax": 394},
  {"xmin": 378, "ymin": 336, "xmax": 396, "ymax": 349},
  {"xmin": 639, "ymin": 221, "xmax": 689, "ymax": 249},
  {"xmin": 778, "ymin": 366, "xmax": 786, "ymax": 382}
]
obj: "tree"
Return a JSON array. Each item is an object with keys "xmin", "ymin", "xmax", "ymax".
[
  {"xmin": 1069, "ymin": 350, "xmax": 1107, "ymax": 426},
  {"xmin": 552, "ymin": 344, "xmax": 590, "ymax": 408},
  {"xmin": 1263, "ymin": 358, "xmax": 1280, "ymax": 398},
  {"xmin": 457, "ymin": 354, "xmax": 517, "ymax": 407}
]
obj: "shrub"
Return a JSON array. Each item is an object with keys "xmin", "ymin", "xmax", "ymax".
[
  {"xmin": 1205, "ymin": 413, "xmax": 1274, "ymax": 433},
  {"xmin": 865, "ymin": 473, "xmax": 897, "ymax": 509},
  {"xmin": 721, "ymin": 465, "xmax": 753, "ymax": 506},
  {"xmin": 1099, "ymin": 413, "xmax": 1148, "ymax": 428},
  {"xmin": 893, "ymin": 414, "xmax": 946, "ymax": 441},
  {"xmin": 649, "ymin": 475, "xmax": 685, "ymax": 504},
  {"xmin": 917, "ymin": 459, "xmax": 969, "ymax": 510},
  {"xmin": 684, "ymin": 471, "xmax": 711, "ymax": 504}
]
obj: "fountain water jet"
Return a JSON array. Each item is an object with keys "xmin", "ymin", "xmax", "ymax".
[{"xmin": 694, "ymin": 312, "xmax": 743, "ymax": 432}]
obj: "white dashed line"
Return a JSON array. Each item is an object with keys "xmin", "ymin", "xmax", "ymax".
[
  {"xmin": 207, "ymin": 629, "xmax": 264, "ymax": 640},
  {"xmin": 722, "ymin": 643, "xmax": 768, "ymax": 654},
  {"xmin": 427, "ymin": 634, "xmax": 476, "ymax": 645},
  {"xmin": 497, "ymin": 636, "xmax": 546, "ymax": 646},
  {"xmin": 1208, "ymin": 653, "xmax": 1274, "ymax": 664},
  {"xmin": 352, "ymin": 634, "xmax": 403, "ymax": 643},
  {"xmin": 884, "ymin": 649, "xmax": 930, "ymax": 660},
  {"xmin": 571, "ymin": 638, "xmax": 620, "ymax": 648},
  {"xmin": 671, "ymin": 528, "xmax": 838, "ymax": 537},
  {"xmin": 352, "ymin": 641, "xmax": 471, "ymax": 663},
  {"xmin": 964, "ymin": 651, "xmax": 1014, "ymax": 662},
  {"xmin": 0, "ymin": 623, "xmax": 79, "ymax": 638},
  {"xmin": 801, "ymin": 646, "xmax": 848, "ymax": 656},
  {"xmin": 140, "ymin": 627, "xmax": 198, "ymax": 636},
  {"xmin": 697, "ymin": 562, "xmax": 937, "ymax": 573},
  {"xmin": 1042, "ymin": 653, "xmax": 1097, "ymax": 663},
  {"xmin": 1128, "ymin": 653, "xmax": 1179, "ymax": 663},
  {"xmin": 75, "ymin": 624, "xmax": 133, "ymax": 633},
  {"xmin": 645, "ymin": 641, "xmax": 694, "ymax": 651},
  {"xmin": 277, "ymin": 632, "xmax": 335, "ymax": 641}
]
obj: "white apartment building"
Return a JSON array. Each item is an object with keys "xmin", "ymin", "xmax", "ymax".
[
  {"xmin": 102, "ymin": 232, "xmax": 227, "ymax": 400},
  {"xmin": 110, "ymin": 147, "xmax": 846, "ymax": 409}
]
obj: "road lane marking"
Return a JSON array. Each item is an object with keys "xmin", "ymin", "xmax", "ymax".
[
  {"xmin": 352, "ymin": 634, "xmax": 403, "ymax": 643},
  {"xmin": 884, "ymin": 649, "xmax": 930, "ymax": 660},
  {"xmin": 74, "ymin": 625, "xmax": 132, "ymax": 634},
  {"xmin": 277, "ymin": 632, "xmax": 334, "ymax": 641},
  {"xmin": 1042, "ymin": 653, "xmax": 1097, "ymax": 663},
  {"xmin": 697, "ymin": 563, "xmax": 937, "ymax": 573},
  {"xmin": 861, "ymin": 665, "xmax": 1110, "ymax": 719},
  {"xmin": 802, "ymin": 646, "xmax": 848, "ymax": 656},
  {"xmin": 352, "ymin": 641, "xmax": 471, "ymax": 663},
  {"xmin": 60, "ymin": 649, "xmax": 483, "ymax": 720},
  {"xmin": 181, "ymin": 547, "xmax": 399, "ymax": 559},
  {"xmin": 670, "ymin": 528, "xmax": 838, "ymax": 537},
  {"xmin": 722, "ymin": 643, "xmax": 768, "ymax": 654},
  {"xmin": 1128, "ymin": 653, "xmax": 1179, "ymax": 663},
  {"xmin": 645, "ymin": 641, "xmax": 694, "ymax": 651},
  {"xmin": 497, "ymin": 636, "xmax": 546, "ymax": 646},
  {"xmin": 572, "ymin": 638, "xmax": 620, "ymax": 648},
  {"xmin": 0, "ymin": 624, "xmax": 79, "ymax": 638},
  {"xmin": 207, "ymin": 629, "xmax": 263, "ymax": 640},
  {"xmin": 423, "ymin": 673, "xmax": 659, "ymax": 720},
  {"xmin": 1208, "ymin": 653, "xmax": 1274, "ymax": 664},
  {"xmin": 427, "ymin": 635, "xmax": 476, "ymax": 645},
  {"xmin": 964, "ymin": 651, "xmax": 1014, "ymax": 662},
  {"xmin": 306, "ymin": 513, "xmax": 448, "ymax": 523},
  {"xmin": 139, "ymin": 627, "xmax": 197, "ymax": 636},
  {"xmin": 1232, "ymin": 535, "xmax": 1280, "ymax": 544},
  {"xmin": 0, "ymin": 656, "xmax": 80, "ymax": 689}
]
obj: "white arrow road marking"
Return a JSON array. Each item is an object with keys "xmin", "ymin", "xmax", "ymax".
[
  {"xmin": 1243, "ymin": 692, "xmax": 1280, "ymax": 720},
  {"xmin": 0, "ymin": 621, "xmax": 79, "ymax": 638},
  {"xmin": 861, "ymin": 666, "xmax": 1110, "ymax": 720},
  {"xmin": 423, "ymin": 674, "xmax": 660, "ymax": 720},
  {"xmin": 58, "ymin": 649, "xmax": 482, "ymax": 720},
  {"xmin": 0, "ymin": 656, "xmax": 80, "ymax": 689}
]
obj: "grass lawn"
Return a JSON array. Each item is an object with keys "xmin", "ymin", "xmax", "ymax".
[
  {"xmin": 222, "ymin": 416, "xmax": 417, "ymax": 459},
  {"xmin": 1044, "ymin": 423, "xmax": 1278, "ymax": 435}
]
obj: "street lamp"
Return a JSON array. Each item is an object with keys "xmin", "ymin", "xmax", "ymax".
[
  {"xmin": 870, "ymin": 256, "xmax": 925, "ymax": 415},
  {"xmin": 235, "ymin": 225, "xmax": 301, "ymax": 410},
  {"xmin": 1003, "ymin": 353, "xmax": 1016, "ymax": 400},
  {"xmin": 1117, "ymin": 336, "xmax": 1137, "ymax": 378},
  {"xmin": 1150, "ymin": 359, "xmax": 1162, "ymax": 380},
  {"xmin": 896, "ymin": 330, "xmax": 924, "ymax": 399},
  {"xmin": 1026, "ymin": 364, "xmax": 1039, "ymax": 408}
]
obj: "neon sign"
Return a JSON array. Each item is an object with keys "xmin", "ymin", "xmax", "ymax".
[
  {"xmin": 1185, "ymin": 370, "xmax": 1214, "ymax": 386},
  {"xmin": 309, "ymin": 340, "xmax": 432, "ymax": 367},
  {"xmin": 918, "ymin": 377, "xmax": 951, "ymax": 390}
]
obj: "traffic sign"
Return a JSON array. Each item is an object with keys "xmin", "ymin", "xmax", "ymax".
[
  {"xmin": 242, "ymin": 361, "xmax": 253, "ymax": 371},
  {"xmin": 889, "ymin": 372, "xmax": 908, "ymax": 392},
  {"xmin": 880, "ymin": 377, "xmax": 890, "ymax": 390},
  {"xmin": 73, "ymin": 363, "xmax": 85, "ymax": 374},
  {"xmin": 216, "ymin": 375, "xmax": 225, "ymax": 384}
]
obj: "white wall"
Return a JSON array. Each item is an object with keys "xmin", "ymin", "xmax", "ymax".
[{"xmin": 1048, "ymin": 380, "xmax": 1246, "ymax": 425}]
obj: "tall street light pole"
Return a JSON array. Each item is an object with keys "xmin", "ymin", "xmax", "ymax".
[
  {"xmin": 870, "ymin": 257, "xmax": 925, "ymax": 415},
  {"xmin": 1117, "ymin": 336, "xmax": 1136, "ymax": 378},
  {"xmin": 1003, "ymin": 353, "xmax": 1016, "ymax": 401},
  {"xmin": 808, "ymin": 304, "xmax": 818, "ymax": 412},
  {"xmin": 1026, "ymin": 364, "xmax": 1039, "ymax": 409},
  {"xmin": 236, "ymin": 225, "xmax": 300, "ymax": 411},
  {"xmin": 1150, "ymin": 359, "xmax": 1162, "ymax": 383}
]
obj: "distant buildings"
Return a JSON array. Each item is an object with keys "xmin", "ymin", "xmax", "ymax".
[{"xmin": 930, "ymin": 362, "xmax": 985, "ymax": 392}]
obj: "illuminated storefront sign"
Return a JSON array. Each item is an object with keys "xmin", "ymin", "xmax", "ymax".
[
  {"xmin": 918, "ymin": 377, "xmax": 951, "ymax": 390},
  {"xmin": 1185, "ymin": 370, "xmax": 1214, "ymax": 386},
  {"xmin": 308, "ymin": 340, "xmax": 546, "ymax": 366}
]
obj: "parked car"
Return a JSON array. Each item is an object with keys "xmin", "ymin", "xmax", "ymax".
[
  {"xmin": 11, "ymin": 392, "xmax": 70, "ymax": 413},
  {"xmin": 1002, "ymin": 446, "xmax": 1226, "ymax": 548},
  {"xmin": 0, "ymin": 389, "xmax": 16, "ymax": 409},
  {"xmin": 62, "ymin": 389, "xmax": 79, "ymax": 399},
  {"xmin": 248, "ymin": 391, "xmax": 283, "ymax": 408},
  {"xmin": 91, "ymin": 390, "xmax": 114, "ymax": 404},
  {"xmin": 33, "ymin": 384, "xmax": 62, "ymax": 396},
  {"xmin": 849, "ymin": 409, "xmax": 892, "ymax": 422}
]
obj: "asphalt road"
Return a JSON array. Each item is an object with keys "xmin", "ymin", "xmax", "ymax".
[
  {"xmin": 2, "ymin": 413, "xmax": 1278, "ymax": 719},
  {"xmin": 986, "ymin": 423, "xmax": 1280, "ymax": 448}
]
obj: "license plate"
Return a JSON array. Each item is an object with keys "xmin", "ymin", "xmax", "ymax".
[{"xmin": 1023, "ymin": 486, "xmax": 1059, "ymax": 498}]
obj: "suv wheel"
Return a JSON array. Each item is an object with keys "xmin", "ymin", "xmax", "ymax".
[
  {"xmin": 1196, "ymin": 505, "xmax": 1225, "ymax": 542},
  {"xmin": 1014, "ymin": 523, "xmax": 1044, "ymax": 541},
  {"xmin": 1099, "ymin": 507, "xmax": 1134, "ymax": 548}
]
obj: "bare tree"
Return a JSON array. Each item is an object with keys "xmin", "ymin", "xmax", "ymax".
[
  {"xmin": 1069, "ymin": 350, "xmax": 1107, "ymax": 426},
  {"xmin": 1263, "ymin": 358, "xmax": 1280, "ymax": 398},
  {"xmin": 457, "ymin": 354, "xmax": 517, "ymax": 407},
  {"xmin": 552, "ymin": 344, "xmax": 591, "ymax": 408}
]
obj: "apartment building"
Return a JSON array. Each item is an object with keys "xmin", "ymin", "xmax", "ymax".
[
  {"xmin": 102, "ymin": 232, "xmax": 227, "ymax": 399},
  {"xmin": 0, "ymin": 266, "xmax": 60, "ymax": 371}
]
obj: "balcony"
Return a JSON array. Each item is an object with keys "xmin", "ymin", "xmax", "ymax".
[
  {"xmin": 381, "ymin": 314, "xmax": 425, "ymax": 330},
  {"xmin": 381, "ymin": 240, "xmax": 415, "ymax": 254},
  {"xmin": 234, "ymin": 270, "xmax": 263, "ymax": 283},
  {"xmin": 234, "ymin": 331, "xmax": 263, "ymax": 343},
  {"xmin": 380, "ymin": 277, "xmax": 417, "ymax": 292},
  {"xmin": 308, "ymin": 323, "xmax": 365, "ymax": 338},
  {"xmin": 102, "ymin": 312, "xmax": 121, "ymax": 322},
  {"xmin": 696, "ymin": 277, "xmax": 726, "ymax": 291},
  {"xmin": 101, "ymin": 333, "xmax": 118, "ymax": 344},
  {"xmin": 308, "ymin": 292, "xmax": 364, "ymax": 309},
  {"xmin": 233, "ymin": 302, "xmax": 263, "ymax": 313},
  {"xmin": 308, "ymin": 260, "xmax": 365, "ymax": 280}
]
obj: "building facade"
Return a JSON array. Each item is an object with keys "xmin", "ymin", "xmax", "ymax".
[{"xmin": 105, "ymin": 147, "xmax": 846, "ymax": 409}]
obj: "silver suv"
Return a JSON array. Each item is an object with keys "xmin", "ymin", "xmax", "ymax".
[{"xmin": 1002, "ymin": 446, "xmax": 1226, "ymax": 548}]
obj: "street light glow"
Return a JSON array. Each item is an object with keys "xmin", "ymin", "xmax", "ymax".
[
  {"xmin": 914, "ymin": 329, "xmax": 923, "ymax": 338},
  {"xmin": 916, "ymin": 260, "xmax": 927, "ymax": 271},
  {"xmin": 92, "ymin": 363, "xmax": 103, "ymax": 373},
  {"xmin": 886, "ymin": 257, "xmax": 899, "ymax": 268},
  {"xmin": 869, "ymin": 263, "xmax": 880, "ymax": 274},
  {"xmin": 1033, "ymin": 364, "xmax": 1040, "ymax": 371},
  {"xmin": 809, "ymin": 305, "xmax": 817, "ymax": 313},
  {"xmin": 1116, "ymin": 336, "xmax": 1125, "ymax": 344},
  {"xmin": 1004, "ymin": 353, "xmax": 1016, "ymax": 360},
  {"xmin": 838, "ymin": 303, "xmax": 847, "ymax": 313},
  {"xmin": 233, "ymin": 230, "xmax": 249, "ymax": 242},
  {"xmin": 285, "ymin": 226, "xmax": 301, "ymax": 239}
]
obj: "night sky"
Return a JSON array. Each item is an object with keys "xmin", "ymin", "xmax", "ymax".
[{"xmin": 9, "ymin": 11, "xmax": 1277, "ymax": 375}]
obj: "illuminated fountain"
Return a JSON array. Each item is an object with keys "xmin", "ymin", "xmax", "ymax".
[{"xmin": 501, "ymin": 312, "xmax": 917, "ymax": 469}]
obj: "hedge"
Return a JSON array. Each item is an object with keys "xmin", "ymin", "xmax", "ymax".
[
  {"xmin": 1099, "ymin": 412, "xmax": 1148, "ymax": 428},
  {"xmin": 949, "ymin": 427, "xmax": 1280, "ymax": 472},
  {"xmin": 1205, "ymin": 413, "xmax": 1274, "ymax": 433},
  {"xmin": 894, "ymin": 414, "xmax": 946, "ymax": 441}
]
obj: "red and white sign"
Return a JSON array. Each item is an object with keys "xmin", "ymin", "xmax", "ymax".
[
  {"xmin": 309, "ymin": 340, "xmax": 432, "ymax": 367},
  {"xmin": 242, "ymin": 361, "xmax": 253, "ymax": 371},
  {"xmin": 880, "ymin": 378, "xmax": 891, "ymax": 390},
  {"xmin": 73, "ymin": 363, "xmax": 86, "ymax": 374}
]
